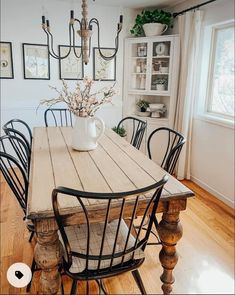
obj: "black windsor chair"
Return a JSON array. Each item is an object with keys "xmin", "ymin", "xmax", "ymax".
[
  {"xmin": 147, "ymin": 127, "xmax": 186, "ymax": 175},
  {"xmin": 0, "ymin": 135, "xmax": 31, "ymax": 176},
  {"xmin": 44, "ymin": 108, "xmax": 73, "ymax": 127},
  {"xmin": 52, "ymin": 175, "xmax": 168, "ymax": 295},
  {"xmin": 3, "ymin": 119, "xmax": 32, "ymax": 150},
  {"xmin": 0, "ymin": 151, "xmax": 38, "ymax": 292},
  {"xmin": 0, "ymin": 152, "xmax": 34, "ymax": 242},
  {"xmin": 116, "ymin": 116, "xmax": 146, "ymax": 150},
  {"xmin": 145, "ymin": 127, "xmax": 185, "ymax": 246}
]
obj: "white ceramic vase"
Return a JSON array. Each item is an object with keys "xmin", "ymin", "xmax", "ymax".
[
  {"xmin": 72, "ymin": 116, "xmax": 105, "ymax": 151},
  {"xmin": 143, "ymin": 23, "xmax": 168, "ymax": 37},
  {"xmin": 156, "ymin": 84, "xmax": 165, "ymax": 91}
]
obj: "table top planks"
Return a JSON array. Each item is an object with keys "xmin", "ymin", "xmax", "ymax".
[{"xmin": 27, "ymin": 127, "xmax": 194, "ymax": 219}]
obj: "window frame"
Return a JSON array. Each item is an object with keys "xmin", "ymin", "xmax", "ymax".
[{"xmin": 197, "ymin": 19, "xmax": 235, "ymax": 128}]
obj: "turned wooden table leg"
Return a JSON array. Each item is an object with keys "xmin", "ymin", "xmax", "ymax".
[
  {"xmin": 157, "ymin": 212, "xmax": 183, "ymax": 295},
  {"xmin": 34, "ymin": 230, "xmax": 64, "ymax": 294}
]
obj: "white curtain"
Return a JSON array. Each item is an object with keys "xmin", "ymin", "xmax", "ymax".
[{"xmin": 174, "ymin": 10, "xmax": 204, "ymax": 180}]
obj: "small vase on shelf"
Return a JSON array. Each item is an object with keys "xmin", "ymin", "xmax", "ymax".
[
  {"xmin": 139, "ymin": 76, "xmax": 146, "ymax": 89},
  {"xmin": 156, "ymin": 84, "xmax": 165, "ymax": 91}
]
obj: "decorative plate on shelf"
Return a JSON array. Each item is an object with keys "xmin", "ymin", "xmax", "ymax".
[
  {"xmin": 135, "ymin": 111, "xmax": 151, "ymax": 117},
  {"xmin": 155, "ymin": 43, "xmax": 168, "ymax": 56}
]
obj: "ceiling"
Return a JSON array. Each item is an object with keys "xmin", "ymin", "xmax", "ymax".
[
  {"xmin": 92, "ymin": 0, "xmax": 185, "ymax": 8},
  {"xmin": 56, "ymin": 0, "xmax": 185, "ymax": 9}
]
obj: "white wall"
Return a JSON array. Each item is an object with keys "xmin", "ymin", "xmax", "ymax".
[
  {"xmin": 0, "ymin": 0, "xmax": 135, "ymax": 131},
  {"xmin": 171, "ymin": 0, "xmax": 235, "ymax": 207}
]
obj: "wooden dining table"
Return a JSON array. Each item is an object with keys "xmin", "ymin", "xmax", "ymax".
[{"xmin": 27, "ymin": 126, "xmax": 194, "ymax": 295}]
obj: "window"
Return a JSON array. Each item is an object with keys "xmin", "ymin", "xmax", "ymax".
[{"xmin": 206, "ymin": 21, "xmax": 234, "ymax": 121}]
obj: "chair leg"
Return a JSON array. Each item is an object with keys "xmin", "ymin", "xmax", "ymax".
[
  {"xmin": 153, "ymin": 214, "xmax": 158, "ymax": 229},
  {"xmin": 96, "ymin": 279, "xmax": 108, "ymax": 295},
  {"xmin": 100, "ymin": 280, "xmax": 107, "ymax": 295},
  {"xmin": 26, "ymin": 258, "xmax": 36, "ymax": 292},
  {"xmin": 61, "ymin": 276, "xmax": 65, "ymax": 295},
  {"xmin": 132, "ymin": 269, "xmax": 147, "ymax": 295},
  {"xmin": 70, "ymin": 280, "xmax": 77, "ymax": 295},
  {"xmin": 28, "ymin": 231, "xmax": 35, "ymax": 243}
]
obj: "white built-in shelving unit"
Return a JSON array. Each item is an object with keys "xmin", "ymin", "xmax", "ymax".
[{"xmin": 123, "ymin": 35, "xmax": 180, "ymax": 157}]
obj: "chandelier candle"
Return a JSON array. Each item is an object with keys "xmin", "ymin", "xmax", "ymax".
[{"xmin": 41, "ymin": 0, "xmax": 123, "ymax": 65}]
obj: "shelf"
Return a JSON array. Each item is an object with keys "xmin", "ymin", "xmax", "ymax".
[
  {"xmin": 130, "ymin": 89, "xmax": 146, "ymax": 92},
  {"xmin": 128, "ymin": 89, "xmax": 170, "ymax": 96},
  {"xmin": 132, "ymin": 56, "xmax": 147, "ymax": 59},
  {"xmin": 133, "ymin": 114, "xmax": 169, "ymax": 122},
  {"xmin": 132, "ymin": 73, "xmax": 146, "ymax": 75},
  {"xmin": 152, "ymin": 55, "xmax": 170, "ymax": 58},
  {"xmin": 151, "ymin": 72, "xmax": 169, "ymax": 75}
]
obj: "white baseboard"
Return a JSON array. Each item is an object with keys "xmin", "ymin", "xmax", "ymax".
[{"xmin": 190, "ymin": 175, "xmax": 234, "ymax": 208}]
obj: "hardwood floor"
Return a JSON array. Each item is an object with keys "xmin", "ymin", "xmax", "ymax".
[{"xmin": 0, "ymin": 178, "xmax": 234, "ymax": 294}]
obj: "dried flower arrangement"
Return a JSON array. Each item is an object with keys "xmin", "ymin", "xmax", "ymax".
[{"xmin": 39, "ymin": 77, "xmax": 117, "ymax": 117}]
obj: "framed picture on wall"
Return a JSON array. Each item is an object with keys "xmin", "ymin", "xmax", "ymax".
[
  {"xmin": 0, "ymin": 42, "xmax": 14, "ymax": 79},
  {"xmin": 93, "ymin": 47, "xmax": 116, "ymax": 81},
  {"xmin": 22, "ymin": 43, "xmax": 50, "ymax": 80},
  {"xmin": 58, "ymin": 45, "xmax": 84, "ymax": 80}
]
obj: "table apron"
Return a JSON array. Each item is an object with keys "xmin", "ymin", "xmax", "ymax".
[{"xmin": 33, "ymin": 199, "xmax": 187, "ymax": 233}]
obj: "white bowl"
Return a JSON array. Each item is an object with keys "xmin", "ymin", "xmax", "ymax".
[
  {"xmin": 149, "ymin": 103, "xmax": 165, "ymax": 110},
  {"xmin": 143, "ymin": 23, "xmax": 168, "ymax": 37},
  {"xmin": 135, "ymin": 111, "xmax": 151, "ymax": 117}
]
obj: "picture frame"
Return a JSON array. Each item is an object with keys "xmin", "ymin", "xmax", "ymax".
[
  {"xmin": 0, "ymin": 42, "xmax": 14, "ymax": 79},
  {"xmin": 93, "ymin": 47, "xmax": 116, "ymax": 81},
  {"xmin": 137, "ymin": 44, "xmax": 147, "ymax": 57},
  {"xmin": 58, "ymin": 45, "xmax": 84, "ymax": 80},
  {"xmin": 22, "ymin": 43, "xmax": 50, "ymax": 80}
]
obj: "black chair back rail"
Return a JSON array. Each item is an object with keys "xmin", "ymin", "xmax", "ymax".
[
  {"xmin": 3, "ymin": 119, "xmax": 32, "ymax": 148},
  {"xmin": 52, "ymin": 175, "xmax": 168, "ymax": 281},
  {"xmin": 44, "ymin": 108, "xmax": 73, "ymax": 127},
  {"xmin": 147, "ymin": 127, "xmax": 186, "ymax": 175},
  {"xmin": 0, "ymin": 152, "xmax": 29, "ymax": 215},
  {"xmin": 0, "ymin": 135, "xmax": 30, "ymax": 174},
  {"xmin": 117, "ymin": 117, "xmax": 146, "ymax": 150}
]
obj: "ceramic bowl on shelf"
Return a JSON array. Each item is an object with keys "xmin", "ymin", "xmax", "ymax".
[
  {"xmin": 143, "ymin": 23, "xmax": 168, "ymax": 37},
  {"xmin": 148, "ymin": 103, "xmax": 165, "ymax": 110}
]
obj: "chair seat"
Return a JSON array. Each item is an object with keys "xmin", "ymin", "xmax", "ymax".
[{"xmin": 61, "ymin": 219, "xmax": 145, "ymax": 274}]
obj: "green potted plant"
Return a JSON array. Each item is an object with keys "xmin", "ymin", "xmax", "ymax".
[
  {"xmin": 130, "ymin": 9, "xmax": 173, "ymax": 37},
  {"xmin": 136, "ymin": 99, "xmax": 150, "ymax": 112},
  {"xmin": 112, "ymin": 126, "xmax": 127, "ymax": 137},
  {"xmin": 154, "ymin": 77, "xmax": 168, "ymax": 91}
]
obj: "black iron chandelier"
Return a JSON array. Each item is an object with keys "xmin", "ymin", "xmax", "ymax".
[{"xmin": 41, "ymin": 0, "xmax": 123, "ymax": 65}]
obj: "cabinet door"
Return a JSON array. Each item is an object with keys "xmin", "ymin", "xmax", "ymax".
[
  {"xmin": 146, "ymin": 122, "xmax": 169, "ymax": 166},
  {"xmin": 128, "ymin": 41, "xmax": 148, "ymax": 92},
  {"xmin": 149, "ymin": 40, "xmax": 173, "ymax": 95}
]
